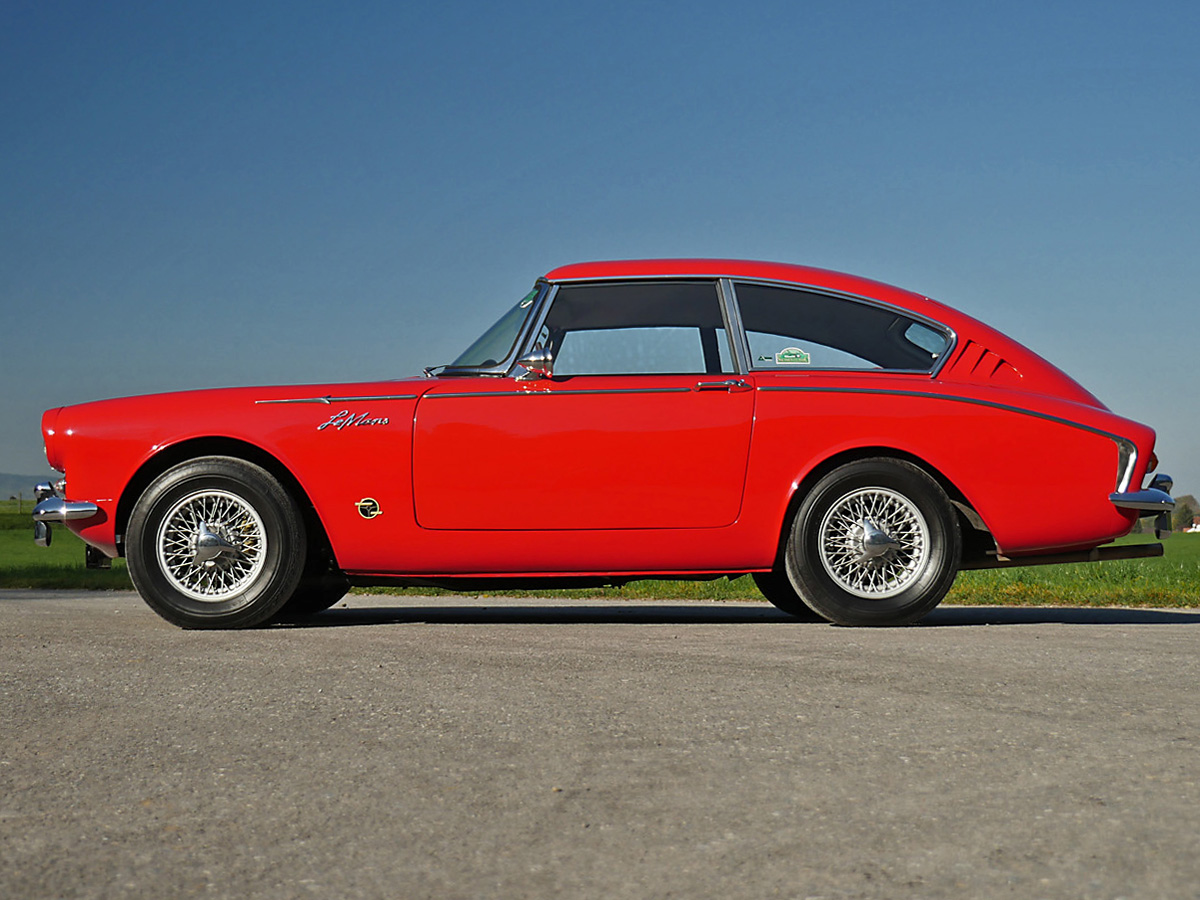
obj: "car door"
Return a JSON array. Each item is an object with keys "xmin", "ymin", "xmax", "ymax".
[{"xmin": 412, "ymin": 280, "xmax": 755, "ymax": 531}]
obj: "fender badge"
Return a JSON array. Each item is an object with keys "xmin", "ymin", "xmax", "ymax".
[{"xmin": 356, "ymin": 498, "xmax": 383, "ymax": 519}]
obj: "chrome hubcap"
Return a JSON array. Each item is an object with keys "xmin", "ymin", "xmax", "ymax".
[
  {"xmin": 818, "ymin": 488, "xmax": 929, "ymax": 599},
  {"xmin": 156, "ymin": 490, "xmax": 267, "ymax": 602}
]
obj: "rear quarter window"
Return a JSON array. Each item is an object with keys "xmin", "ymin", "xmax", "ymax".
[{"xmin": 734, "ymin": 282, "xmax": 951, "ymax": 372}]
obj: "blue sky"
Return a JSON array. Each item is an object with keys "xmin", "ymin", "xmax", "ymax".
[{"xmin": 3, "ymin": 1, "xmax": 1199, "ymax": 495}]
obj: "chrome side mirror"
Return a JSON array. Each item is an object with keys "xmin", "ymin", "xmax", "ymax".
[{"xmin": 516, "ymin": 345, "xmax": 554, "ymax": 380}]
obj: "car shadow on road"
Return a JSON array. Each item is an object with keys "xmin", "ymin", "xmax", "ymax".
[
  {"xmin": 275, "ymin": 603, "xmax": 799, "ymax": 628},
  {"xmin": 272, "ymin": 603, "xmax": 1200, "ymax": 629},
  {"xmin": 922, "ymin": 606, "xmax": 1200, "ymax": 627}
]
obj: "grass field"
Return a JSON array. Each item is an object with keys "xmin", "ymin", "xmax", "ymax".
[
  {"xmin": 0, "ymin": 504, "xmax": 133, "ymax": 590},
  {"xmin": 2, "ymin": 500, "xmax": 1198, "ymax": 606}
]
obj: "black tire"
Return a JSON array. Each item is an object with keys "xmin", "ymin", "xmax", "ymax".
[
  {"xmin": 126, "ymin": 457, "xmax": 307, "ymax": 629},
  {"xmin": 277, "ymin": 535, "xmax": 349, "ymax": 618},
  {"xmin": 280, "ymin": 574, "xmax": 350, "ymax": 617},
  {"xmin": 785, "ymin": 458, "xmax": 960, "ymax": 627},
  {"xmin": 751, "ymin": 570, "xmax": 821, "ymax": 620}
]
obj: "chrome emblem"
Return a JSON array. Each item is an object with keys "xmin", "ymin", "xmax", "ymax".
[
  {"xmin": 319, "ymin": 410, "xmax": 390, "ymax": 431},
  {"xmin": 356, "ymin": 498, "xmax": 383, "ymax": 519}
]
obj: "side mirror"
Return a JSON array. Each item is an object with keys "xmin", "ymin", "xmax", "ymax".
[{"xmin": 516, "ymin": 345, "xmax": 554, "ymax": 380}]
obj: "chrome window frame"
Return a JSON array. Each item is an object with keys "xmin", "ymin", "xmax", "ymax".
[{"xmin": 717, "ymin": 278, "xmax": 750, "ymax": 375}]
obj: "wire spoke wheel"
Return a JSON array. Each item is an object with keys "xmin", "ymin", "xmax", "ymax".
[
  {"xmin": 786, "ymin": 458, "xmax": 960, "ymax": 627},
  {"xmin": 126, "ymin": 457, "xmax": 307, "ymax": 629},
  {"xmin": 817, "ymin": 487, "xmax": 929, "ymax": 599},
  {"xmin": 156, "ymin": 489, "xmax": 268, "ymax": 602}
]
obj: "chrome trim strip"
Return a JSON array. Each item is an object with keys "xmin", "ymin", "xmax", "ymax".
[
  {"xmin": 1114, "ymin": 438, "xmax": 1138, "ymax": 494},
  {"xmin": 756, "ymin": 385, "xmax": 1129, "ymax": 443},
  {"xmin": 425, "ymin": 387, "xmax": 695, "ymax": 400},
  {"xmin": 549, "ymin": 271, "xmax": 733, "ymax": 284},
  {"xmin": 256, "ymin": 394, "xmax": 419, "ymax": 405},
  {"xmin": 32, "ymin": 497, "xmax": 100, "ymax": 522}
]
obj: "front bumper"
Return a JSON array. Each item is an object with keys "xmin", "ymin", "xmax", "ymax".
[{"xmin": 31, "ymin": 481, "xmax": 100, "ymax": 547}]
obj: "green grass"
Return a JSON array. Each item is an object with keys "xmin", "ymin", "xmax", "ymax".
[
  {"xmin": 0, "ymin": 500, "xmax": 40, "ymax": 523},
  {"xmin": 3, "ymin": 499, "xmax": 1198, "ymax": 606},
  {"xmin": 0, "ymin": 511, "xmax": 133, "ymax": 589},
  {"xmin": 949, "ymin": 533, "xmax": 1200, "ymax": 609}
]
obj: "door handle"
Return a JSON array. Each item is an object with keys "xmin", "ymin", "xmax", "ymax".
[{"xmin": 694, "ymin": 379, "xmax": 752, "ymax": 393}]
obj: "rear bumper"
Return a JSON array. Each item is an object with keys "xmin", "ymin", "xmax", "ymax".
[
  {"xmin": 1111, "ymin": 470, "xmax": 1174, "ymax": 538},
  {"xmin": 1109, "ymin": 488, "xmax": 1174, "ymax": 513}
]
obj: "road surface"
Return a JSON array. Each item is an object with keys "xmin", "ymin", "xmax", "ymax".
[{"xmin": 4, "ymin": 590, "xmax": 1199, "ymax": 898}]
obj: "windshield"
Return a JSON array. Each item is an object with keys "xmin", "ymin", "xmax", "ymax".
[{"xmin": 449, "ymin": 286, "xmax": 541, "ymax": 369}]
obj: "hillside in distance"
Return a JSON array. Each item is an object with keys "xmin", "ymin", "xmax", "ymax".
[{"xmin": 0, "ymin": 473, "xmax": 58, "ymax": 500}]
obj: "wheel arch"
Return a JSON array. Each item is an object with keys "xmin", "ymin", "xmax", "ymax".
[
  {"xmin": 771, "ymin": 446, "xmax": 994, "ymax": 569},
  {"xmin": 114, "ymin": 437, "xmax": 338, "ymax": 568}
]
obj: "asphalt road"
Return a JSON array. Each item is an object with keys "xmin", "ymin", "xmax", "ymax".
[{"xmin": 3, "ymin": 591, "xmax": 1200, "ymax": 900}]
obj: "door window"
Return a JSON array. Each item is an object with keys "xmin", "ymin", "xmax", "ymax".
[{"xmin": 540, "ymin": 281, "xmax": 733, "ymax": 376}]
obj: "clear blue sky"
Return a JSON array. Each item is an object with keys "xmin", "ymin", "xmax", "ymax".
[{"xmin": 4, "ymin": 1, "xmax": 1198, "ymax": 495}]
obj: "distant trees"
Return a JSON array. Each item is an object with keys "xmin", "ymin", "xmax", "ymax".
[
  {"xmin": 1127, "ymin": 493, "xmax": 1195, "ymax": 535},
  {"xmin": 1173, "ymin": 498, "xmax": 1197, "ymax": 533}
]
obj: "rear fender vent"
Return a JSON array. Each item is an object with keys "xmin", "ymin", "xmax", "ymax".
[{"xmin": 951, "ymin": 340, "xmax": 1021, "ymax": 387}]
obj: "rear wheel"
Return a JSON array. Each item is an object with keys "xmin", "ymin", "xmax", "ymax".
[
  {"xmin": 785, "ymin": 458, "xmax": 960, "ymax": 626},
  {"xmin": 126, "ymin": 457, "xmax": 307, "ymax": 629}
]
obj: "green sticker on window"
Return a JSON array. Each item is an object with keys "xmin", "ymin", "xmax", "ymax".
[{"xmin": 775, "ymin": 347, "xmax": 811, "ymax": 365}]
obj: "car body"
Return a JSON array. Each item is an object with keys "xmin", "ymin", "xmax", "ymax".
[{"xmin": 33, "ymin": 259, "xmax": 1174, "ymax": 628}]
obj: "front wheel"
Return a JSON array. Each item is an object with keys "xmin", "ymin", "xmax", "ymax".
[
  {"xmin": 280, "ymin": 573, "xmax": 350, "ymax": 618},
  {"xmin": 126, "ymin": 457, "xmax": 307, "ymax": 629},
  {"xmin": 785, "ymin": 459, "xmax": 960, "ymax": 627}
]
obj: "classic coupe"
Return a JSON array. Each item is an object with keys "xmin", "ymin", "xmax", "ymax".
[{"xmin": 33, "ymin": 259, "xmax": 1174, "ymax": 628}]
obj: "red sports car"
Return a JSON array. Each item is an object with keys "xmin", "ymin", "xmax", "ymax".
[{"xmin": 32, "ymin": 260, "xmax": 1174, "ymax": 628}]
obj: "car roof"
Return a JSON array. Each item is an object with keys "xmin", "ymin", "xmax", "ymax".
[{"xmin": 543, "ymin": 258, "xmax": 954, "ymax": 322}]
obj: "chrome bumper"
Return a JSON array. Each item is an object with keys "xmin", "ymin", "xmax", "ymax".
[
  {"xmin": 1110, "ymin": 473, "xmax": 1174, "ymax": 538},
  {"xmin": 32, "ymin": 481, "xmax": 100, "ymax": 547},
  {"xmin": 1109, "ymin": 488, "xmax": 1174, "ymax": 512}
]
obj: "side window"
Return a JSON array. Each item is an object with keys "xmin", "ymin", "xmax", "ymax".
[
  {"xmin": 734, "ymin": 282, "xmax": 950, "ymax": 372},
  {"xmin": 543, "ymin": 282, "xmax": 733, "ymax": 376}
]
